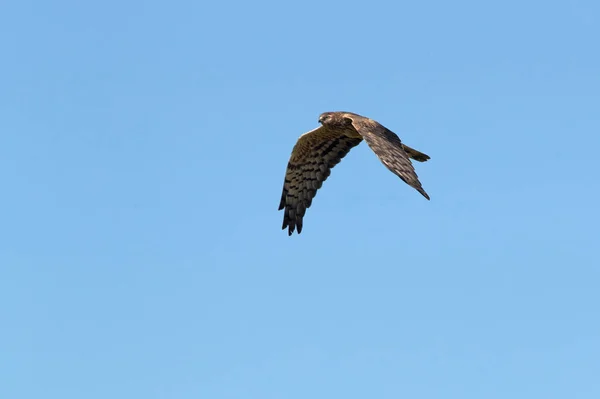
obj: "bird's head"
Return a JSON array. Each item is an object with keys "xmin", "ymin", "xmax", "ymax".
[
  {"xmin": 318, "ymin": 112, "xmax": 351, "ymax": 127},
  {"xmin": 318, "ymin": 112, "xmax": 334, "ymax": 125}
]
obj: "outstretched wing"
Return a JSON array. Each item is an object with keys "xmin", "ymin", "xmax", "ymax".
[
  {"xmin": 349, "ymin": 117, "xmax": 430, "ymax": 200},
  {"xmin": 279, "ymin": 125, "xmax": 362, "ymax": 235}
]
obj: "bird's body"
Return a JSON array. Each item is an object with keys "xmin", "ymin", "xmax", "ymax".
[{"xmin": 279, "ymin": 111, "xmax": 430, "ymax": 235}]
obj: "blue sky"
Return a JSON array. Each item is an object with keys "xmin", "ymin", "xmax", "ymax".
[{"xmin": 1, "ymin": 0, "xmax": 599, "ymax": 398}]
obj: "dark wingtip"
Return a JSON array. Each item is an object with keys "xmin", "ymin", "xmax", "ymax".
[
  {"xmin": 282, "ymin": 222, "xmax": 303, "ymax": 236},
  {"xmin": 287, "ymin": 220, "xmax": 295, "ymax": 236},
  {"xmin": 286, "ymin": 222, "xmax": 303, "ymax": 236},
  {"xmin": 278, "ymin": 195, "xmax": 286, "ymax": 210}
]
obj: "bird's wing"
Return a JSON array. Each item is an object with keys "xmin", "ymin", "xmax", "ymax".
[
  {"xmin": 279, "ymin": 125, "xmax": 362, "ymax": 235},
  {"xmin": 349, "ymin": 117, "xmax": 430, "ymax": 200}
]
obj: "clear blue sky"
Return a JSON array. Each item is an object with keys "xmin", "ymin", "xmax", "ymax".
[{"xmin": 1, "ymin": 1, "xmax": 599, "ymax": 398}]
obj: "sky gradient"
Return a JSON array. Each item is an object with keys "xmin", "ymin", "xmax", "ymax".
[{"xmin": 1, "ymin": 1, "xmax": 599, "ymax": 398}]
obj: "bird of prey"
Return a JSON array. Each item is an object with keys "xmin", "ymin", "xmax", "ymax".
[{"xmin": 278, "ymin": 111, "xmax": 430, "ymax": 235}]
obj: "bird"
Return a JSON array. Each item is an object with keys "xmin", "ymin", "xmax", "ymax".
[{"xmin": 278, "ymin": 111, "xmax": 431, "ymax": 236}]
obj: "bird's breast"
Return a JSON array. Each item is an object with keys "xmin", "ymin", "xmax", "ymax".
[{"xmin": 342, "ymin": 127, "xmax": 362, "ymax": 139}]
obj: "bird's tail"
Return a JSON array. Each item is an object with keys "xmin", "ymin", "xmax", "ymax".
[{"xmin": 403, "ymin": 144, "xmax": 430, "ymax": 162}]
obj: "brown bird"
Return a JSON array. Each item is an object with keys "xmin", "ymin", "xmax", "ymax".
[{"xmin": 278, "ymin": 111, "xmax": 430, "ymax": 235}]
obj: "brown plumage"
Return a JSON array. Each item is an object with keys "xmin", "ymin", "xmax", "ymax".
[{"xmin": 279, "ymin": 111, "xmax": 430, "ymax": 235}]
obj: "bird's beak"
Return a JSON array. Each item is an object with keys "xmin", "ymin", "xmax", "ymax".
[{"xmin": 318, "ymin": 116, "xmax": 324, "ymax": 124}]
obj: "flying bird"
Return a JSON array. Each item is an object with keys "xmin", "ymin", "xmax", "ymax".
[{"xmin": 278, "ymin": 111, "xmax": 431, "ymax": 235}]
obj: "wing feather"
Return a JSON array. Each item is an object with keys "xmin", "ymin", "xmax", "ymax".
[
  {"xmin": 279, "ymin": 126, "xmax": 362, "ymax": 235},
  {"xmin": 349, "ymin": 117, "xmax": 430, "ymax": 200}
]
